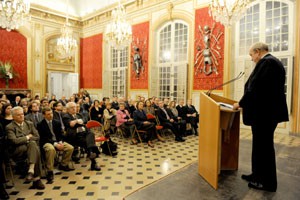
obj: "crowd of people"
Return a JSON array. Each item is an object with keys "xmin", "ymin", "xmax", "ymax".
[{"xmin": 0, "ymin": 90, "xmax": 199, "ymax": 199}]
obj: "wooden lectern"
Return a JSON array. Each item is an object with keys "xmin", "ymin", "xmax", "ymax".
[{"xmin": 198, "ymin": 92, "xmax": 240, "ymax": 189}]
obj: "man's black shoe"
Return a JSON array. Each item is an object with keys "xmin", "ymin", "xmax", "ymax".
[
  {"xmin": 248, "ymin": 181, "xmax": 276, "ymax": 192},
  {"xmin": 46, "ymin": 171, "xmax": 54, "ymax": 183},
  {"xmin": 175, "ymin": 137, "xmax": 185, "ymax": 142},
  {"xmin": 241, "ymin": 174, "xmax": 254, "ymax": 182},
  {"xmin": 31, "ymin": 179, "xmax": 45, "ymax": 190},
  {"xmin": 59, "ymin": 165, "xmax": 74, "ymax": 172},
  {"xmin": 72, "ymin": 156, "xmax": 80, "ymax": 164},
  {"xmin": 0, "ymin": 184, "xmax": 9, "ymax": 199},
  {"xmin": 91, "ymin": 164, "xmax": 101, "ymax": 171}
]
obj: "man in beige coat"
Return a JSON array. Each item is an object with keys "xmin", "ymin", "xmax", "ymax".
[{"xmin": 6, "ymin": 106, "xmax": 45, "ymax": 189}]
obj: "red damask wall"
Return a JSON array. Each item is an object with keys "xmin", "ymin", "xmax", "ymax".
[
  {"xmin": 130, "ymin": 21, "xmax": 149, "ymax": 89},
  {"xmin": 0, "ymin": 29, "xmax": 27, "ymax": 89},
  {"xmin": 80, "ymin": 33, "xmax": 103, "ymax": 88},
  {"xmin": 193, "ymin": 7, "xmax": 225, "ymax": 90}
]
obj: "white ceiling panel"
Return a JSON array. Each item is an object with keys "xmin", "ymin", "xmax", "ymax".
[{"xmin": 31, "ymin": 0, "xmax": 119, "ymax": 17}]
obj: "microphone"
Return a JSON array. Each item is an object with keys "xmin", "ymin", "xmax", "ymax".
[{"xmin": 206, "ymin": 72, "xmax": 245, "ymax": 96}]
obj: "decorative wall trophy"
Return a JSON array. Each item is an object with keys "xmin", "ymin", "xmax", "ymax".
[
  {"xmin": 131, "ymin": 37, "xmax": 147, "ymax": 79},
  {"xmin": 194, "ymin": 23, "xmax": 223, "ymax": 76}
]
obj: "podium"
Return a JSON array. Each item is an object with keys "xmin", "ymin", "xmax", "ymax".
[{"xmin": 198, "ymin": 92, "xmax": 240, "ymax": 189}]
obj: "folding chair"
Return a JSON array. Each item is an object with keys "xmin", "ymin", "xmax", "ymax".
[
  {"xmin": 86, "ymin": 120, "xmax": 113, "ymax": 156},
  {"xmin": 133, "ymin": 124, "xmax": 147, "ymax": 143},
  {"xmin": 147, "ymin": 113, "xmax": 164, "ymax": 138},
  {"xmin": 154, "ymin": 110, "xmax": 172, "ymax": 138}
]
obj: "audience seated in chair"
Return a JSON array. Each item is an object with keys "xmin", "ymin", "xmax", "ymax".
[
  {"xmin": 62, "ymin": 102, "xmax": 101, "ymax": 171},
  {"xmin": 25, "ymin": 101, "xmax": 44, "ymax": 128},
  {"xmin": 53, "ymin": 102, "xmax": 66, "ymax": 131},
  {"xmin": 0, "ymin": 103, "xmax": 13, "ymax": 129},
  {"xmin": 133, "ymin": 101, "xmax": 155, "ymax": 148},
  {"xmin": 111, "ymin": 96, "xmax": 119, "ymax": 110},
  {"xmin": 0, "ymin": 123, "xmax": 9, "ymax": 199},
  {"xmin": 157, "ymin": 101, "xmax": 185, "ymax": 142},
  {"xmin": 37, "ymin": 107, "xmax": 74, "ymax": 183},
  {"xmin": 186, "ymin": 99, "xmax": 199, "ymax": 136},
  {"xmin": 168, "ymin": 100, "xmax": 187, "ymax": 136},
  {"xmin": 143, "ymin": 99, "xmax": 155, "ymax": 116},
  {"xmin": 6, "ymin": 106, "xmax": 45, "ymax": 189},
  {"xmin": 103, "ymin": 103, "xmax": 117, "ymax": 135},
  {"xmin": 90, "ymin": 100, "xmax": 104, "ymax": 124},
  {"xmin": 116, "ymin": 103, "xmax": 135, "ymax": 138}
]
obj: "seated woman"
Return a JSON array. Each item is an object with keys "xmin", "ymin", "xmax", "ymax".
[
  {"xmin": 169, "ymin": 100, "xmax": 187, "ymax": 136},
  {"xmin": 133, "ymin": 101, "xmax": 155, "ymax": 148},
  {"xmin": 144, "ymin": 99, "xmax": 165, "ymax": 142},
  {"xmin": 103, "ymin": 103, "xmax": 117, "ymax": 135},
  {"xmin": 90, "ymin": 100, "xmax": 104, "ymax": 124},
  {"xmin": 116, "ymin": 103, "xmax": 135, "ymax": 138},
  {"xmin": 143, "ymin": 99, "xmax": 155, "ymax": 116},
  {"xmin": 0, "ymin": 103, "xmax": 13, "ymax": 129}
]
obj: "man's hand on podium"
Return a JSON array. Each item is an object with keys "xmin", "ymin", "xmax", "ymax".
[{"xmin": 233, "ymin": 103, "xmax": 240, "ymax": 110}]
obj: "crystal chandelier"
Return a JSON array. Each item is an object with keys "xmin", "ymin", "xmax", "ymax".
[
  {"xmin": 0, "ymin": 0, "xmax": 30, "ymax": 32},
  {"xmin": 209, "ymin": 0, "xmax": 250, "ymax": 26},
  {"xmin": 56, "ymin": 0, "xmax": 77, "ymax": 58},
  {"xmin": 105, "ymin": 0, "xmax": 132, "ymax": 50}
]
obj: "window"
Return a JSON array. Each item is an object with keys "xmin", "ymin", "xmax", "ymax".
[
  {"xmin": 104, "ymin": 47, "xmax": 128, "ymax": 98},
  {"xmin": 235, "ymin": 0, "xmax": 293, "ymax": 115},
  {"xmin": 151, "ymin": 20, "xmax": 188, "ymax": 102}
]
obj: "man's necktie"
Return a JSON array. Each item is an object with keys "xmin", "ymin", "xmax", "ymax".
[
  {"xmin": 34, "ymin": 114, "xmax": 39, "ymax": 127},
  {"xmin": 48, "ymin": 121, "xmax": 56, "ymax": 141},
  {"xmin": 162, "ymin": 108, "xmax": 170, "ymax": 120},
  {"xmin": 59, "ymin": 113, "xmax": 65, "ymax": 130}
]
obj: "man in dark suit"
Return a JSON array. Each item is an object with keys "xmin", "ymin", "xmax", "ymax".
[
  {"xmin": 53, "ymin": 102, "xmax": 65, "ymax": 131},
  {"xmin": 157, "ymin": 101, "xmax": 185, "ymax": 142},
  {"xmin": 186, "ymin": 99, "xmax": 199, "ymax": 136},
  {"xmin": 11, "ymin": 95, "xmax": 21, "ymax": 107},
  {"xmin": 59, "ymin": 95, "xmax": 68, "ymax": 106},
  {"xmin": 63, "ymin": 102, "xmax": 101, "ymax": 171},
  {"xmin": 176, "ymin": 99, "xmax": 187, "ymax": 120},
  {"xmin": 37, "ymin": 107, "xmax": 74, "ymax": 183},
  {"xmin": 233, "ymin": 42, "xmax": 289, "ymax": 192},
  {"xmin": 25, "ymin": 101, "xmax": 43, "ymax": 128},
  {"xmin": 6, "ymin": 106, "xmax": 45, "ymax": 189}
]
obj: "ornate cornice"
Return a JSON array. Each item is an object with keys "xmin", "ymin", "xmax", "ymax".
[{"xmin": 30, "ymin": 7, "xmax": 82, "ymax": 28}]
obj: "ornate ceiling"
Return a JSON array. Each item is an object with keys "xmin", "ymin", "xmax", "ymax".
[{"xmin": 31, "ymin": 0, "xmax": 119, "ymax": 17}]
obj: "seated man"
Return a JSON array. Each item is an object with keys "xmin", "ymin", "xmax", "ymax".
[
  {"xmin": 25, "ymin": 100, "xmax": 43, "ymax": 128},
  {"xmin": 62, "ymin": 102, "xmax": 101, "ymax": 171},
  {"xmin": 186, "ymin": 99, "xmax": 199, "ymax": 136},
  {"xmin": 103, "ymin": 102, "xmax": 117, "ymax": 135},
  {"xmin": 6, "ymin": 106, "xmax": 45, "ymax": 189},
  {"xmin": 157, "ymin": 101, "xmax": 185, "ymax": 142},
  {"xmin": 37, "ymin": 107, "xmax": 74, "ymax": 183}
]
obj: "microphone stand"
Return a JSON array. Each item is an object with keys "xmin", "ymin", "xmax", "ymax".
[{"xmin": 206, "ymin": 72, "xmax": 245, "ymax": 96}]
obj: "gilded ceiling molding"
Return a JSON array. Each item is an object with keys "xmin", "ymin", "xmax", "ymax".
[{"xmin": 30, "ymin": 8, "xmax": 81, "ymax": 28}]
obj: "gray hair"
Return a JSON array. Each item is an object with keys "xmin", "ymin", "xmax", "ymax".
[
  {"xmin": 11, "ymin": 106, "xmax": 23, "ymax": 116},
  {"xmin": 66, "ymin": 102, "xmax": 76, "ymax": 109},
  {"xmin": 250, "ymin": 42, "xmax": 269, "ymax": 53}
]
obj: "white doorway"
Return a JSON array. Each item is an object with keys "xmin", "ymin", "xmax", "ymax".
[{"xmin": 47, "ymin": 71, "xmax": 79, "ymax": 99}]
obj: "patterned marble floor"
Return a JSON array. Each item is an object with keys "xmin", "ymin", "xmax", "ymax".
[
  {"xmin": 4, "ymin": 132, "xmax": 199, "ymax": 200},
  {"xmin": 4, "ymin": 128, "xmax": 300, "ymax": 200}
]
